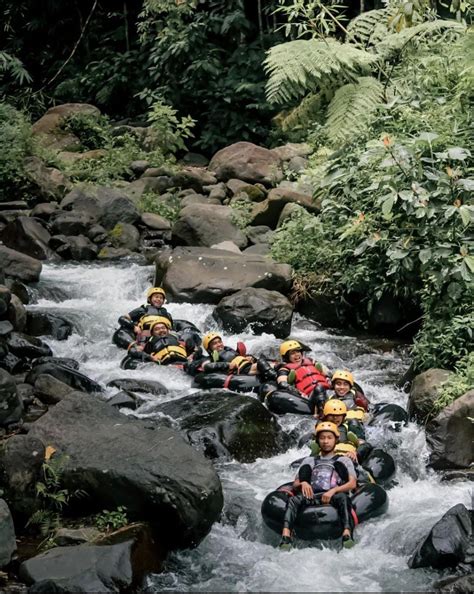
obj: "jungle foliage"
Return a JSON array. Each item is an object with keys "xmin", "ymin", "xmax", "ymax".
[{"xmin": 270, "ymin": 3, "xmax": 473, "ymax": 373}]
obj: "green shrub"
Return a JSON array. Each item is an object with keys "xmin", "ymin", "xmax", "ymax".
[
  {"xmin": 61, "ymin": 112, "xmax": 110, "ymax": 151},
  {"xmin": 432, "ymin": 352, "xmax": 474, "ymax": 414},
  {"xmin": 0, "ymin": 102, "xmax": 33, "ymax": 198},
  {"xmin": 230, "ymin": 197, "xmax": 253, "ymax": 231},
  {"xmin": 138, "ymin": 190, "xmax": 181, "ymax": 223},
  {"xmin": 94, "ymin": 506, "xmax": 128, "ymax": 533}
]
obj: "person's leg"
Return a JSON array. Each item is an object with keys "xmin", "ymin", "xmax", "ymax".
[
  {"xmin": 280, "ymin": 493, "xmax": 306, "ymax": 549},
  {"xmin": 331, "ymin": 493, "xmax": 355, "ymax": 548}
]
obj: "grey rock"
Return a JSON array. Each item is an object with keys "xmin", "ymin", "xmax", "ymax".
[
  {"xmin": 106, "ymin": 378, "xmax": 167, "ymax": 396},
  {"xmin": 246, "ymin": 225, "xmax": 273, "ymax": 245},
  {"xmin": 140, "ymin": 213, "xmax": 171, "ymax": 231},
  {"xmin": 409, "ymin": 369, "xmax": 453, "ymax": 423},
  {"xmin": 0, "ymin": 368, "xmax": 23, "ymax": 426},
  {"xmin": 0, "ymin": 499, "xmax": 16, "ymax": 568},
  {"xmin": 270, "ymin": 142, "xmax": 313, "ymax": 161},
  {"xmin": 210, "ymin": 241, "xmax": 241, "ymax": 254},
  {"xmin": 7, "ymin": 332, "xmax": 52, "ymax": 360},
  {"xmin": 23, "ymin": 156, "xmax": 71, "ymax": 201},
  {"xmin": 26, "ymin": 363, "xmax": 102, "ymax": 393},
  {"xmin": 213, "ymin": 287, "xmax": 293, "ymax": 338},
  {"xmin": 26, "ymin": 311, "xmax": 73, "ymax": 341},
  {"xmin": 249, "ymin": 187, "xmax": 320, "ymax": 229},
  {"xmin": 209, "ymin": 142, "xmax": 283, "ymax": 185},
  {"xmin": 34, "ymin": 373, "xmax": 74, "ymax": 404},
  {"xmin": 0, "ymin": 246, "xmax": 42, "ymax": 283},
  {"xmin": 108, "ymin": 223, "xmax": 140, "ymax": 251},
  {"xmin": 54, "ymin": 527, "xmax": 101, "ymax": 546},
  {"xmin": 7, "ymin": 294, "xmax": 27, "ymax": 332},
  {"xmin": 435, "ymin": 573, "xmax": 474, "ymax": 593},
  {"xmin": 0, "ymin": 217, "xmax": 54, "ymax": 260}
]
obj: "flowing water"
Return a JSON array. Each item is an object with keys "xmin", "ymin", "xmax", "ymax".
[{"xmin": 30, "ymin": 261, "xmax": 471, "ymax": 592}]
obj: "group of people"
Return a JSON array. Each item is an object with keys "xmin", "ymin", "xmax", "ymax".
[{"xmin": 117, "ymin": 287, "xmax": 375, "ymax": 550}]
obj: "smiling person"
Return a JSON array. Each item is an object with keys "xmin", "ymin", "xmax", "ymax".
[
  {"xmin": 143, "ymin": 317, "xmax": 188, "ymax": 365},
  {"xmin": 330, "ymin": 369, "xmax": 370, "ymax": 412},
  {"xmin": 279, "ymin": 422, "xmax": 357, "ymax": 551},
  {"xmin": 117, "ymin": 287, "xmax": 174, "ymax": 337},
  {"xmin": 276, "ymin": 340, "xmax": 330, "ymax": 414}
]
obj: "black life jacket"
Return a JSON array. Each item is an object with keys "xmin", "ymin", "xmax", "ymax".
[{"xmin": 145, "ymin": 334, "xmax": 187, "ymax": 364}]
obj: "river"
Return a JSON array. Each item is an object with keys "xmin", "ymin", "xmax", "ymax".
[{"xmin": 30, "ymin": 261, "xmax": 471, "ymax": 592}]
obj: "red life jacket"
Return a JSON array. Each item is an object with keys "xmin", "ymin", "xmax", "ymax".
[{"xmin": 285, "ymin": 358, "xmax": 331, "ymax": 395}]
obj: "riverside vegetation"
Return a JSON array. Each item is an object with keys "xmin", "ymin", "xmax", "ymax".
[{"xmin": 0, "ymin": 2, "xmax": 472, "ymax": 418}]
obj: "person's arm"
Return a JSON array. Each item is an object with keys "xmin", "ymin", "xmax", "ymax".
[
  {"xmin": 321, "ymin": 458, "xmax": 357, "ymax": 503},
  {"xmin": 277, "ymin": 368, "xmax": 301, "ymax": 396},
  {"xmin": 293, "ymin": 463, "xmax": 313, "ymax": 498}
]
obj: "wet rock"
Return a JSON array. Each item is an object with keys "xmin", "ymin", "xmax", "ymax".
[
  {"xmin": 130, "ymin": 160, "xmax": 150, "ymax": 176},
  {"xmin": 26, "ymin": 312, "xmax": 73, "ymax": 341},
  {"xmin": 270, "ymin": 143, "xmax": 313, "ymax": 161},
  {"xmin": 172, "ymin": 204, "xmax": 247, "ymax": 249},
  {"xmin": 140, "ymin": 212, "xmax": 172, "ymax": 231},
  {"xmin": 0, "ymin": 247, "xmax": 42, "ymax": 283},
  {"xmin": 408, "ymin": 504, "xmax": 472, "ymax": 569},
  {"xmin": 51, "ymin": 211, "xmax": 95, "ymax": 236},
  {"xmin": 180, "ymin": 194, "xmax": 221, "ymax": 208},
  {"xmin": 213, "ymin": 288, "xmax": 293, "ymax": 338},
  {"xmin": 181, "ymin": 152, "xmax": 209, "ymax": 167},
  {"xmin": 155, "ymin": 246, "xmax": 292, "ymax": 304},
  {"xmin": 441, "ymin": 469, "xmax": 474, "ymax": 482},
  {"xmin": 34, "ymin": 373, "xmax": 74, "ymax": 404},
  {"xmin": 16, "ymin": 382, "xmax": 35, "ymax": 406},
  {"xmin": 108, "ymin": 391, "xmax": 138, "ymax": 410},
  {"xmin": 154, "ymin": 390, "xmax": 289, "ymax": 463},
  {"xmin": 6, "ymin": 332, "xmax": 52, "ymax": 360},
  {"xmin": 435, "ymin": 573, "xmax": 474, "ymax": 593},
  {"xmin": 0, "ymin": 434, "xmax": 44, "ymax": 518},
  {"xmin": 55, "ymin": 526, "xmax": 101, "ymax": 546},
  {"xmin": 57, "ymin": 235, "xmax": 99, "ymax": 261},
  {"xmin": 23, "ymin": 156, "xmax": 70, "ymax": 202},
  {"xmin": 0, "ymin": 351, "xmax": 27, "ymax": 374},
  {"xmin": 408, "ymin": 369, "xmax": 453, "ymax": 423},
  {"xmin": 0, "ymin": 368, "xmax": 23, "ymax": 426},
  {"xmin": 296, "ymin": 292, "xmax": 341, "ymax": 327},
  {"xmin": 108, "ymin": 223, "xmax": 140, "ymax": 251},
  {"xmin": 0, "ymin": 217, "xmax": 54, "ymax": 260},
  {"xmin": 26, "ymin": 392, "xmax": 223, "ymax": 548},
  {"xmin": 7, "ymin": 294, "xmax": 27, "ymax": 332},
  {"xmin": 246, "ymin": 225, "xmax": 273, "ymax": 245},
  {"xmin": 0, "ymin": 320, "xmax": 14, "ymax": 338},
  {"xmin": 97, "ymin": 246, "xmax": 135, "ymax": 260},
  {"xmin": 0, "ymin": 499, "xmax": 16, "ymax": 567},
  {"xmin": 106, "ymin": 378, "xmax": 167, "ymax": 396},
  {"xmin": 32, "ymin": 356, "xmax": 79, "ymax": 370},
  {"xmin": 249, "ymin": 187, "xmax": 321, "ymax": 229},
  {"xmin": 170, "ymin": 167, "xmax": 217, "ymax": 193},
  {"xmin": 96, "ymin": 188, "xmax": 140, "ymax": 230},
  {"xmin": 0, "ymin": 285, "xmax": 11, "ymax": 316},
  {"xmin": 127, "ymin": 176, "xmax": 174, "ymax": 200},
  {"xmin": 209, "ymin": 142, "xmax": 283, "ymax": 185},
  {"xmin": 26, "ymin": 363, "xmax": 102, "ymax": 393},
  {"xmin": 4, "ymin": 278, "xmax": 30, "ymax": 305},
  {"xmin": 30, "ymin": 202, "xmax": 59, "ymax": 221},
  {"xmin": 426, "ymin": 390, "xmax": 474, "ymax": 470}
]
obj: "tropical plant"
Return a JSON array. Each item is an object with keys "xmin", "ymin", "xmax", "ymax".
[
  {"xmin": 94, "ymin": 506, "xmax": 129, "ymax": 533},
  {"xmin": 0, "ymin": 102, "xmax": 33, "ymax": 199},
  {"xmin": 432, "ymin": 352, "xmax": 474, "ymax": 413}
]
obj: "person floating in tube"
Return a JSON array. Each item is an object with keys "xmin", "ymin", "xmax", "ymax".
[
  {"xmin": 117, "ymin": 287, "xmax": 173, "ymax": 338},
  {"xmin": 330, "ymin": 369, "xmax": 370, "ymax": 413},
  {"xmin": 276, "ymin": 340, "xmax": 330, "ymax": 415},
  {"xmin": 279, "ymin": 421, "xmax": 357, "ymax": 551}
]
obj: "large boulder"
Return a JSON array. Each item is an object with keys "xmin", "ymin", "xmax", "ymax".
[
  {"xmin": 426, "ymin": 390, "xmax": 474, "ymax": 470},
  {"xmin": 0, "ymin": 368, "xmax": 23, "ymax": 426},
  {"xmin": 408, "ymin": 369, "xmax": 453, "ymax": 423},
  {"xmin": 170, "ymin": 167, "xmax": 217, "ymax": 193},
  {"xmin": 435, "ymin": 574, "xmax": 474, "ymax": 593},
  {"xmin": 6, "ymin": 293, "xmax": 27, "ymax": 331},
  {"xmin": 32, "ymin": 103, "xmax": 101, "ymax": 152},
  {"xmin": 408, "ymin": 504, "xmax": 472, "ymax": 569},
  {"xmin": 0, "ymin": 217, "xmax": 54, "ymax": 260},
  {"xmin": 155, "ymin": 246, "xmax": 292, "ymax": 304},
  {"xmin": 23, "ymin": 393, "xmax": 223, "ymax": 549},
  {"xmin": 213, "ymin": 288, "xmax": 293, "ymax": 338},
  {"xmin": 249, "ymin": 187, "xmax": 321, "ymax": 229},
  {"xmin": 0, "ymin": 246, "xmax": 42, "ymax": 283},
  {"xmin": 20, "ymin": 523, "xmax": 163, "ymax": 592},
  {"xmin": 26, "ymin": 362, "xmax": 102, "ymax": 393},
  {"xmin": 209, "ymin": 142, "xmax": 283, "ymax": 185},
  {"xmin": 172, "ymin": 204, "xmax": 247, "ymax": 249},
  {"xmin": 23, "ymin": 156, "xmax": 71, "ymax": 202},
  {"xmin": 26, "ymin": 311, "xmax": 73, "ymax": 341},
  {"xmin": 6, "ymin": 332, "xmax": 53, "ymax": 360},
  {"xmin": 55, "ymin": 235, "xmax": 99, "ymax": 261},
  {"xmin": 0, "ymin": 499, "xmax": 16, "ymax": 568},
  {"xmin": 154, "ymin": 390, "xmax": 289, "ymax": 462},
  {"xmin": 0, "ymin": 434, "xmax": 45, "ymax": 518},
  {"xmin": 108, "ymin": 223, "xmax": 140, "ymax": 251}
]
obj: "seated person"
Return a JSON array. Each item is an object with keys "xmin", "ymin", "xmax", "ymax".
[
  {"xmin": 331, "ymin": 370, "xmax": 370, "ymax": 413},
  {"xmin": 185, "ymin": 332, "xmax": 276, "ymax": 380},
  {"xmin": 118, "ymin": 287, "xmax": 173, "ymax": 336},
  {"xmin": 310, "ymin": 399, "xmax": 369, "ymax": 462},
  {"xmin": 279, "ymin": 421, "xmax": 357, "ymax": 550},
  {"xmin": 276, "ymin": 340, "xmax": 330, "ymax": 413},
  {"xmin": 143, "ymin": 318, "xmax": 188, "ymax": 365}
]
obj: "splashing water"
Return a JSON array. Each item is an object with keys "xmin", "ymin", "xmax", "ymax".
[{"xmin": 31, "ymin": 262, "xmax": 471, "ymax": 592}]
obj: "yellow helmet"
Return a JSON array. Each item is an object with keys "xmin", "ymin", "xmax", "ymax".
[
  {"xmin": 138, "ymin": 315, "xmax": 162, "ymax": 331},
  {"xmin": 332, "ymin": 369, "xmax": 354, "ymax": 387},
  {"xmin": 315, "ymin": 421, "xmax": 340, "ymax": 439},
  {"xmin": 150, "ymin": 316, "xmax": 172, "ymax": 331},
  {"xmin": 279, "ymin": 340, "xmax": 302, "ymax": 359},
  {"xmin": 202, "ymin": 332, "xmax": 222, "ymax": 352},
  {"xmin": 146, "ymin": 287, "xmax": 166, "ymax": 302},
  {"xmin": 323, "ymin": 399, "xmax": 347, "ymax": 417}
]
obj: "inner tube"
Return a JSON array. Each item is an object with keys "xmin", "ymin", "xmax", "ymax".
[
  {"xmin": 120, "ymin": 353, "xmax": 185, "ymax": 370},
  {"xmin": 112, "ymin": 327, "xmax": 135, "ymax": 349},
  {"xmin": 112, "ymin": 319, "xmax": 200, "ymax": 350},
  {"xmin": 192, "ymin": 372, "xmax": 261, "ymax": 393},
  {"xmin": 265, "ymin": 389, "xmax": 313, "ymax": 415},
  {"xmin": 369, "ymin": 403, "xmax": 408, "ymax": 430},
  {"xmin": 261, "ymin": 482, "xmax": 388, "ymax": 541}
]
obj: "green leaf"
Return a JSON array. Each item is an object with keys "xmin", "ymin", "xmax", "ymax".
[
  {"xmin": 447, "ymin": 147, "xmax": 471, "ymax": 161},
  {"xmin": 465, "ymin": 255, "xmax": 474, "ymax": 273},
  {"xmin": 381, "ymin": 194, "xmax": 395, "ymax": 218},
  {"xmin": 419, "ymin": 248, "xmax": 432, "ymax": 264},
  {"xmin": 458, "ymin": 205, "xmax": 473, "ymax": 227}
]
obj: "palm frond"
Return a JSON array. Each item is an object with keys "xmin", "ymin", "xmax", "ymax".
[
  {"xmin": 375, "ymin": 19, "xmax": 466, "ymax": 60},
  {"xmin": 0, "ymin": 51, "xmax": 32, "ymax": 85},
  {"xmin": 346, "ymin": 8, "xmax": 394, "ymax": 48},
  {"xmin": 325, "ymin": 76, "xmax": 385, "ymax": 145},
  {"xmin": 264, "ymin": 39, "xmax": 377, "ymax": 105}
]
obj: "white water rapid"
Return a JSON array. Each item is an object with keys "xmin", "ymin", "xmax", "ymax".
[{"xmin": 30, "ymin": 261, "xmax": 471, "ymax": 592}]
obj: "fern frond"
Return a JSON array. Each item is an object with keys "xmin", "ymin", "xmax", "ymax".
[
  {"xmin": 375, "ymin": 20, "xmax": 466, "ymax": 60},
  {"xmin": 0, "ymin": 51, "xmax": 32, "ymax": 85},
  {"xmin": 264, "ymin": 39, "xmax": 377, "ymax": 105},
  {"xmin": 346, "ymin": 9, "xmax": 394, "ymax": 47},
  {"xmin": 325, "ymin": 77, "xmax": 385, "ymax": 145},
  {"xmin": 277, "ymin": 93, "xmax": 326, "ymax": 132}
]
